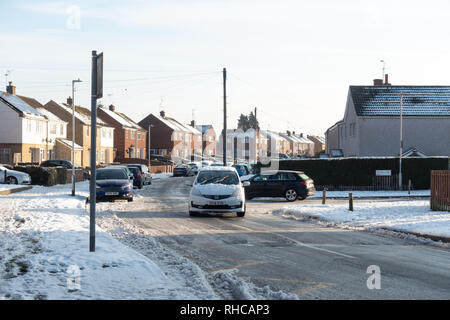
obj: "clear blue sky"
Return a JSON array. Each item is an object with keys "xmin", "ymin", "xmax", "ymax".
[{"xmin": 2, "ymin": 0, "xmax": 450, "ymax": 135}]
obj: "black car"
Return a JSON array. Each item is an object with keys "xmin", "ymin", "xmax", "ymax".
[
  {"xmin": 126, "ymin": 164, "xmax": 152, "ymax": 185},
  {"xmin": 243, "ymin": 170, "xmax": 315, "ymax": 201},
  {"xmin": 173, "ymin": 164, "xmax": 194, "ymax": 177},
  {"xmin": 95, "ymin": 168, "xmax": 133, "ymax": 202},
  {"xmin": 41, "ymin": 160, "xmax": 80, "ymax": 169},
  {"xmin": 128, "ymin": 166, "xmax": 144, "ymax": 189}
]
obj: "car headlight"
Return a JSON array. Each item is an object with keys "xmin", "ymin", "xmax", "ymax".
[
  {"xmin": 191, "ymin": 188, "xmax": 202, "ymax": 196},
  {"xmin": 231, "ymin": 189, "xmax": 241, "ymax": 198}
]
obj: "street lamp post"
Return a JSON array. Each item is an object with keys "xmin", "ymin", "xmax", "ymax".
[
  {"xmin": 399, "ymin": 93, "xmax": 403, "ymax": 190},
  {"xmin": 71, "ymin": 78, "xmax": 82, "ymax": 196}
]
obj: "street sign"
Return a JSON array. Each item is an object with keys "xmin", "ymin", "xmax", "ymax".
[
  {"xmin": 376, "ymin": 170, "xmax": 391, "ymax": 176},
  {"xmin": 96, "ymin": 52, "xmax": 103, "ymax": 99}
]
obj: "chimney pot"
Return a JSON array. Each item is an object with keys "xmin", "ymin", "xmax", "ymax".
[
  {"xmin": 373, "ymin": 79, "xmax": 384, "ymax": 86},
  {"xmin": 190, "ymin": 120, "xmax": 196, "ymax": 128},
  {"xmin": 6, "ymin": 82, "xmax": 16, "ymax": 95},
  {"xmin": 109, "ymin": 104, "xmax": 115, "ymax": 112},
  {"xmin": 67, "ymin": 96, "xmax": 73, "ymax": 106},
  {"xmin": 384, "ymin": 74, "xmax": 390, "ymax": 85},
  {"xmin": 160, "ymin": 110, "xmax": 166, "ymax": 118}
]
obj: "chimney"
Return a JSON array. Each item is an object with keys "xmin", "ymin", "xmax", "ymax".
[
  {"xmin": 6, "ymin": 82, "xmax": 16, "ymax": 95},
  {"xmin": 384, "ymin": 74, "xmax": 391, "ymax": 85},
  {"xmin": 109, "ymin": 104, "xmax": 115, "ymax": 112},
  {"xmin": 190, "ymin": 120, "xmax": 196, "ymax": 128},
  {"xmin": 160, "ymin": 110, "xmax": 166, "ymax": 118},
  {"xmin": 67, "ymin": 96, "xmax": 73, "ymax": 106},
  {"xmin": 286, "ymin": 130, "xmax": 291, "ymax": 136},
  {"xmin": 292, "ymin": 131, "xmax": 295, "ymax": 135},
  {"xmin": 300, "ymin": 133, "xmax": 303, "ymax": 137},
  {"xmin": 373, "ymin": 79, "xmax": 384, "ymax": 86}
]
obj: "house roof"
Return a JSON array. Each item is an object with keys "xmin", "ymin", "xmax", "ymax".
[
  {"xmin": 56, "ymin": 138, "xmax": 83, "ymax": 150},
  {"xmin": 53, "ymin": 102, "xmax": 112, "ymax": 127},
  {"xmin": 350, "ymin": 86, "xmax": 450, "ymax": 116},
  {"xmin": 0, "ymin": 91, "xmax": 44, "ymax": 118},
  {"xmin": 402, "ymin": 147, "xmax": 427, "ymax": 157},
  {"xmin": 153, "ymin": 114, "xmax": 195, "ymax": 134},
  {"xmin": 36, "ymin": 107, "xmax": 67, "ymax": 123},
  {"xmin": 99, "ymin": 106, "xmax": 144, "ymax": 130}
]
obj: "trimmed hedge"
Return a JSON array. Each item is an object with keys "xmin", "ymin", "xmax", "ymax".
[
  {"xmin": 13, "ymin": 166, "xmax": 68, "ymax": 186},
  {"xmin": 255, "ymin": 157, "xmax": 449, "ymax": 189}
]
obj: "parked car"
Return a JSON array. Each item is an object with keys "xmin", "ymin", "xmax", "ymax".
[
  {"xmin": 173, "ymin": 164, "xmax": 194, "ymax": 177},
  {"xmin": 127, "ymin": 166, "xmax": 144, "ymax": 189},
  {"xmin": 126, "ymin": 164, "xmax": 152, "ymax": 185},
  {"xmin": 232, "ymin": 164, "xmax": 250, "ymax": 176},
  {"xmin": 187, "ymin": 162, "xmax": 199, "ymax": 175},
  {"xmin": 95, "ymin": 168, "xmax": 133, "ymax": 202},
  {"xmin": 0, "ymin": 165, "xmax": 31, "ymax": 185},
  {"xmin": 188, "ymin": 166, "xmax": 249, "ymax": 217},
  {"xmin": 105, "ymin": 165, "xmax": 134, "ymax": 181},
  {"xmin": 41, "ymin": 160, "xmax": 81, "ymax": 169},
  {"xmin": 243, "ymin": 170, "xmax": 315, "ymax": 201}
]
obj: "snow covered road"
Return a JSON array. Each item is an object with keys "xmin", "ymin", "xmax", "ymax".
[{"xmin": 97, "ymin": 177, "xmax": 450, "ymax": 299}]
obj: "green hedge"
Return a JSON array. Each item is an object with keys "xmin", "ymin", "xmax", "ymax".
[
  {"xmin": 12, "ymin": 166, "xmax": 68, "ymax": 186},
  {"xmin": 255, "ymin": 157, "xmax": 449, "ymax": 189}
]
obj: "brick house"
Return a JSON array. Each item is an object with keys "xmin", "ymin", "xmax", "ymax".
[
  {"xmin": 0, "ymin": 84, "xmax": 51, "ymax": 164},
  {"xmin": 196, "ymin": 124, "xmax": 216, "ymax": 158},
  {"xmin": 307, "ymin": 135, "xmax": 326, "ymax": 157},
  {"xmin": 97, "ymin": 105, "xmax": 147, "ymax": 162},
  {"xmin": 44, "ymin": 99, "xmax": 115, "ymax": 167},
  {"xmin": 138, "ymin": 111, "xmax": 196, "ymax": 160}
]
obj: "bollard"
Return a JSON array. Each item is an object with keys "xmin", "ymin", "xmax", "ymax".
[
  {"xmin": 322, "ymin": 189, "xmax": 327, "ymax": 205},
  {"xmin": 408, "ymin": 180, "xmax": 411, "ymax": 195},
  {"xmin": 349, "ymin": 192, "xmax": 353, "ymax": 211}
]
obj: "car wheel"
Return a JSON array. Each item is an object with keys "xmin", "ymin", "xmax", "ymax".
[
  {"xmin": 285, "ymin": 189, "xmax": 298, "ymax": 202},
  {"xmin": 189, "ymin": 211, "xmax": 197, "ymax": 217},
  {"xmin": 127, "ymin": 198, "xmax": 133, "ymax": 202},
  {"xmin": 245, "ymin": 194, "xmax": 253, "ymax": 200},
  {"xmin": 6, "ymin": 176, "xmax": 18, "ymax": 184},
  {"xmin": 298, "ymin": 196, "xmax": 306, "ymax": 200}
]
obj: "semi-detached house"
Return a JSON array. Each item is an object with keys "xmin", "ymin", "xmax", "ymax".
[{"xmin": 44, "ymin": 99, "xmax": 115, "ymax": 167}]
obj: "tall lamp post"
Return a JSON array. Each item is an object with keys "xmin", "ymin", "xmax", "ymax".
[
  {"xmin": 399, "ymin": 93, "xmax": 403, "ymax": 190},
  {"xmin": 148, "ymin": 124, "xmax": 154, "ymax": 173},
  {"xmin": 71, "ymin": 78, "xmax": 82, "ymax": 196}
]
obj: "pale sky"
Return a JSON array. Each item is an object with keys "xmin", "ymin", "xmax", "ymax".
[{"xmin": 2, "ymin": 0, "xmax": 450, "ymax": 136}]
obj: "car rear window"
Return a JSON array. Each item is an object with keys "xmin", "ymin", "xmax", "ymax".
[{"xmin": 298, "ymin": 173, "xmax": 310, "ymax": 181}]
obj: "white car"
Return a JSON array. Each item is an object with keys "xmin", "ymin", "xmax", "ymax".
[
  {"xmin": 188, "ymin": 166, "xmax": 249, "ymax": 217},
  {"xmin": 0, "ymin": 165, "xmax": 32, "ymax": 185}
]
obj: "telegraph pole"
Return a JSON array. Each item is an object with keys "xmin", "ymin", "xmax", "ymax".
[
  {"xmin": 399, "ymin": 93, "xmax": 403, "ymax": 190},
  {"xmin": 71, "ymin": 78, "xmax": 82, "ymax": 196},
  {"xmin": 223, "ymin": 67, "xmax": 227, "ymax": 165}
]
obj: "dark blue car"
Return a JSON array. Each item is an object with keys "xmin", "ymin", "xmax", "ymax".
[
  {"xmin": 95, "ymin": 168, "xmax": 133, "ymax": 202},
  {"xmin": 232, "ymin": 164, "xmax": 250, "ymax": 176}
]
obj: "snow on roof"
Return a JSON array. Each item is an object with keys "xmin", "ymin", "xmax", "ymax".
[
  {"xmin": 100, "ymin": 107, "xmax": 143, "ymax": 129},
  {"xmin": 56, "ymin": 102, "xmax": 111, "ymax": 127},
  {"xmin": 36, "ymin": 107, "xmax": 66, "ymax": 123},
  {"xmin": 294, "ymin": 134, "xmax": 314, "ymax": 144},
  {"xmin": 154, "ymin": 114, "xmax": 192, "ymax": 133},
  {"xmin": 0, "ymin": 92, "xmax": 44, "ymax": 117},
  {"xmin": 350, "ymin": 86, "xmax": 450, "ymax": 116},
  {"xmin": 196, "ymin": 125, "xmax": 213, "ymax": 134},
  {"xmin": 184, "ymin": 123, "xmax": 202, "ymax": 135},
  {"xmin": 261, "ymin": 130, "xmax": 288, "ymax": 142},
  {"xmin": 56, "ymin": 138, "xmax": 82, "ymax": 150}
]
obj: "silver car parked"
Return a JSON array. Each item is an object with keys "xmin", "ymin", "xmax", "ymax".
[{"xmin": 0, "ymin": 165, "xmax": 32, "ymax": 185}]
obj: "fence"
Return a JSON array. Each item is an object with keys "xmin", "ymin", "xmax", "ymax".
[{"xmin": 431, "ymin": 170, "xmax": 450, "ymax": 211}]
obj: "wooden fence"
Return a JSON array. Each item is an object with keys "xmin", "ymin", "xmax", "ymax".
[{"xmin": 431, "ymin": 170, "xmax": 450, "ymax": 211}]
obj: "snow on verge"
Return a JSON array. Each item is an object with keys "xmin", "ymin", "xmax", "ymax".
[
  {"xmin": 274, "ymin": 200, "xmax": 450, "ymax": 245},
  {"xmin": 0, "ymin": 182, "xmax": 184, "ymax": 300}
]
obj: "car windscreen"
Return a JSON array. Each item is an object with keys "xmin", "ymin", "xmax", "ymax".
[
  {"xmin": 176, "ymin": 165, "xmax": 188, "ymax": 169},
  {"xmin": 128, "ymin": 167, "xmax": 140, "ymax": 174},
  {"xmin": 96, "ymin": 169, "xmax": 128, "ymax": 180},
  {"xmin": 196, "ymin": 171, "xmax": 239, "ymax": 185}
]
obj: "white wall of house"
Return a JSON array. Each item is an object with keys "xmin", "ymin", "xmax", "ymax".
[
  {"xmin": 100, "ymin": 127, "xmax": 114, "ymax": 148},
  {"xmin": 22, "ymin": 117, "xmax": 48, "ymax": 145},
  {"xmin": 0, "ymin": 101, "xmax": 22, "ymax": 143}
]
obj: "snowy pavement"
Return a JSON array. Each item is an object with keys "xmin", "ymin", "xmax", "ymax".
[
  {"xmin": 0, "ymin": 182, "xmax": 216, "ymax": 300},
  {"xmin": 0, "ymin": 184, "xmax": 30, "ymax": 192},
  {"xmin": 276, "ymin": 200, "xmax": 450, "ymax": 241}
]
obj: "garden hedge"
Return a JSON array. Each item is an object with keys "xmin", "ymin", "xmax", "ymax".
[
  {"xmin": 255, "ymin": 157, "xmax": 449, "ymax": 189},
  {"xmin": 12, "ymin": 166, "xmax": 68, "ymax": 186}
]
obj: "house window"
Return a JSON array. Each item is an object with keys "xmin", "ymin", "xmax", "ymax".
[
  {"xmin": 126, "ymin": 130, "xmax": 129, "ymax": 139},
  {"xmin": 101, "ymin": 150, "xmax": 105, "ymax": 163},
  {"xmin": 50, "ymin": 124, "xmax": 57, "ymax": 134},
  {"xmin": 86, "ymin": 126, "xmax": 89, "ymax": 136},
  {"xmin": 131, "ymin": 130, "xmax": 135, "ymax": 139},
  {"xmin": 137, "ymin": 132, "xmax": 141, "ymax": 140},
  {"xmin": 109, "ymin": 129, "xmax": 112, "ymax": 138},
  {"xmin": 27, "ymin": 120, "xmax": 32, "ymax": 132},
  {"xmin": 60, "ymin": 124, "xmax": 64, "ymax": 135}
]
